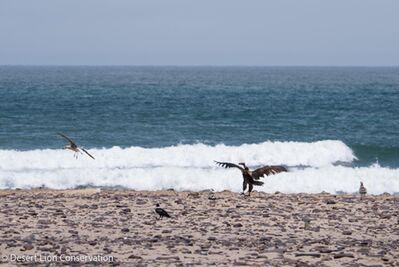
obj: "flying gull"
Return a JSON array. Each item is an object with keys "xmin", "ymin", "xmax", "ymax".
[{"xmin": 57, "ymin": 133, "xmax": 95, "ymax": 160}]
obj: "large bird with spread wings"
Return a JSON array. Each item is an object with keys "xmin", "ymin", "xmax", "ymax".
[
  {"xmin": 57, "ymin": 133, "xmax": 95, "ymax": 160},
  {"xmin": 215, "ymin": 161, "xmax": 287, "ymax": 196}
]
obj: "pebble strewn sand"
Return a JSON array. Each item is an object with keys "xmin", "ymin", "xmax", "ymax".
[{"xmin": 0, "ymin": 189, "xmax": 398, "ymax": 266}]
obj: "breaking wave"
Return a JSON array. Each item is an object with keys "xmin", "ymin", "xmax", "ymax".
[{"xmin": 1, "ymin": 140, "xmax": 398, "ymax": 194}]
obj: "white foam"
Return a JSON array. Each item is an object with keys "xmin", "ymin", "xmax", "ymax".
[
  {"xmin": 2, "ymin": 140, "xmax": 397, "ymax": 194},
  {"xmin": 0, "ymin": 139, "xmax": 355, "ymax": 170}
]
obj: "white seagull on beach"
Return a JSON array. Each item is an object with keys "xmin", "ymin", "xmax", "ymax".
[{"xmin": 359, "ymin": 181, "xmax": 367, "ymax": 200}]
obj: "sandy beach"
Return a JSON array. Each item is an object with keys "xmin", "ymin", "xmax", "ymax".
[{"xmin": 0, "ymin": 189, "xmax": 398, "ymax": 266}]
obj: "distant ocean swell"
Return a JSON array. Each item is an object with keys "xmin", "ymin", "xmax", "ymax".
[{"xmin": 0, "ymin": 140, "xmax": 398, "ymax": 194}]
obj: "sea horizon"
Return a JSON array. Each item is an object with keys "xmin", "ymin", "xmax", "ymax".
[{"xmin": 1, "ymin": 65, "xmax": 399, "ymax": 67}]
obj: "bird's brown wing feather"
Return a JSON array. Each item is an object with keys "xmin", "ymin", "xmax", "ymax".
[
  {"xmin": 251, "ymin": 165, "xmax": 287, "ymax": 179},
  {"xmin": 80, "ymin": 148, "xmax": 95, "ymax": 160},
  {"xmin": 57, "ymin": 133, "xmax": 77, "ymax": 146},
  {"xmin": 214, "ymin": 161, "xmax": 244, "ymax": 171}
]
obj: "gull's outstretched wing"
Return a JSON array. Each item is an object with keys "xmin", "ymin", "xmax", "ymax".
[
  {"xmin": 214, "ymin": 161, "xmax": 244, "ymax": 171},
  {"xmin": 57, "ymin": 133, "xmax": 77, "ymax": 146},
  {"xmin": 251, "ymin": 165, "xmax": 287, "ymax": 179},
  {"xmin": 80, "ymin": 148, "xmax": 95, "ymax": 160}
]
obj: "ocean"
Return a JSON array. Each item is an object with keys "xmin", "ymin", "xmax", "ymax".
[{"xmin": 1, "ymin": 66, "xmax": 398, "ymax": 193}]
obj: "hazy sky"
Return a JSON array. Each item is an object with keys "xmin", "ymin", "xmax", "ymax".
[{"xmin": 0, "ymin": 0, "xmax": 398, "ymax": 65}]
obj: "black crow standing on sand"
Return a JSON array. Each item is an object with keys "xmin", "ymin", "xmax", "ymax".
[
  {"xmin": 155, "ymin": 204, "xmax": 171, "ymax": 219},
  {"xmin": 57, "ymin": 133, "xmax": 95, "ymax": 159},
  {"xmin": 215, "ymin": 161, "xmax": 287, "ymax": 196}
]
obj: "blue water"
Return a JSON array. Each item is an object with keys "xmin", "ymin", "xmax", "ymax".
[{"xmin": 1, "ymin": 66, "xmax": 399, "ymax": 167}]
